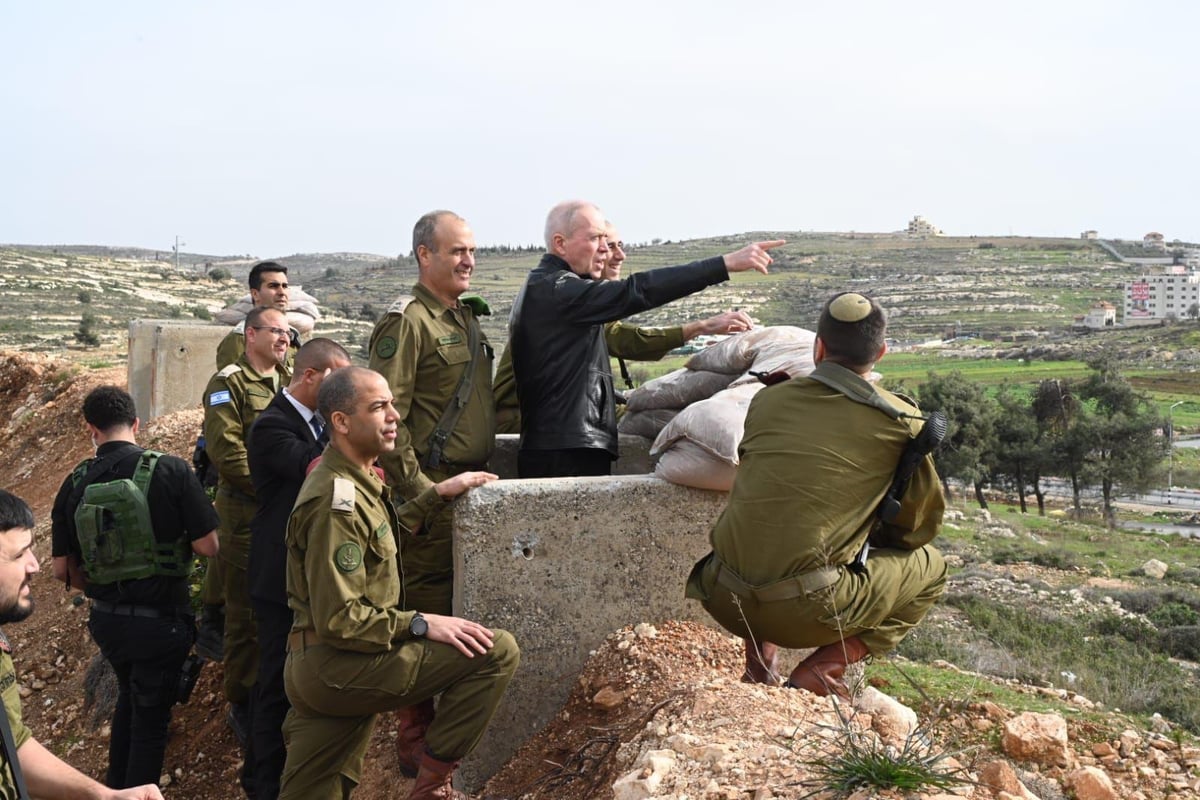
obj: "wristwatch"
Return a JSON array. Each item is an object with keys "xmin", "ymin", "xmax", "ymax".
[{"xmin": 409, "ymin": 612, "xmax": 428, "ymax": 638}]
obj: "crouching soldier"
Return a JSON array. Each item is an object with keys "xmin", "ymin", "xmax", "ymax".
[
  {"xmin": 51, "ymin": 386, "xmax": 220, "ymax": 788},
  {"xmin": 280, "ymin": 367, "xmax": 516, "ymax": 799}
]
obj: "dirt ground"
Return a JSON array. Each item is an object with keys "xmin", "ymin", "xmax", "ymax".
[{"xmin": 1, "ymin": 350, "xmax": 1196, "ymax": 800}]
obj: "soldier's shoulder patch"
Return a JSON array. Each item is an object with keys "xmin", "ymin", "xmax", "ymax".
[
  {"xmin": 374, "ymin": 336, "xmax": 398, "ymax": 359},
  {"xmin": 334, "ymin": 542, "xmax": 363, "ymax": 573},
  {"xmin": 217, "ymin": 363, "xmax": 243, "ymax": 379},
  {"xmin": 331, "ymin": 477, "xmax": 356, "ymax": 513},
  {"xmin": 208, "ymin": 389, "xmax": 232, "ymax": 406},
  {"xmin": 231, "ymin": 320, "xmax": 246, "ymax": 334},
  {"xmin": 386, "ymin": 295, "xmax": 416, "ymax": 315}
]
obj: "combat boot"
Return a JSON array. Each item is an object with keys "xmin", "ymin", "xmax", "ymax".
[
  {"xmin": 741, "ymin": 639, "xmax": 779, "ymax": 685},
  {"xmin": 408, "ymin": 752, "xmax": 467, "ymax": 800},
  {"xmin": 786, "ymin": 635, "xmax": 871, "ymax": 700},
  {"xmin": 396, "ymin": 699, "xmax": 436, "ymax": 778}
]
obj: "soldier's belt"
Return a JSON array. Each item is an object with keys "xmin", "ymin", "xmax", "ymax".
[
  {"xmin": 287, "ymin": 629, "xmax": 320, "ymax": 652},
  {"xmin": 713, "ymin": 561, "xmax": 840, "ymax": 602},
  {"xmin": 90, "ymin": 599, "xmax": 192, "ymax": 619}
]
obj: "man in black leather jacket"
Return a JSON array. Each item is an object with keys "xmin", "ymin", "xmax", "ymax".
[{"xmin": 509, "ymin": 199, "xmax": 784, "ymax": 478}]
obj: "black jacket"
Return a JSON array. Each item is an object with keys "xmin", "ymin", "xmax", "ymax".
[
  {"xmin": 247, "ymin": 391, "xmax": 326, "ymax": 606},
  {"xmin": 510, "ymin": 253, "xmax": 728, "ymax": 456}
]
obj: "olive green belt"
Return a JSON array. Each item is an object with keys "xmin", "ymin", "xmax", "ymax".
[
  {"xmin": 287, "ymin": 629, "xmax": 321, "ymax": 652},
  {"xmin": 712, "ymin": 559, "xmax": 840, "ymax": 602}
]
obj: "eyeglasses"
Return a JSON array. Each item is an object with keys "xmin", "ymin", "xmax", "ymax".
[
  {"xmin": 250, "ymin": 326, "xmax": 290, "ymax": 338},
  {"xmin": 264, "ymin": 281, "xmax": 289, "ymax": 290}
]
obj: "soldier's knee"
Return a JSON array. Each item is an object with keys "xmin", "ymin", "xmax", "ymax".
[{"xmin": 490, "ymin": 629, "xmax": 520, "ymax": 675}]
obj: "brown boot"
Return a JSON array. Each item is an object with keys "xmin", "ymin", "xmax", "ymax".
[
  {"xmin": 786, "ymin": 636, "xmax": 871, "ymax": 700},
  {"xmin": 741, "ymin": 639, "xmax": 780, "ymax": 685},
  {"xmin": 396, "ymin": 699, "xmax": 437, "ymax": 778},
  {"xmin": 408, "ymin": 752, "xmax": 468, "ymax": 800}
]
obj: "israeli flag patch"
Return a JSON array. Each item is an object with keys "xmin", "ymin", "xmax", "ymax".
[{"xmin": 209, "ymin": 390, "xmax": 232, "ymax": 406}]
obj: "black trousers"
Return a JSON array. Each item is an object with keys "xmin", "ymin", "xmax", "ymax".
[
  {"xmin": 517, "ymin": 448, "xmax": 613, "ymax": 479},
  {"xmin": 248, "ymin": 598, "xmax": 292, "ymax": 800},
  {"xmin": 88, "ymin": 609, "xmax": 193, "ymax": 789}
]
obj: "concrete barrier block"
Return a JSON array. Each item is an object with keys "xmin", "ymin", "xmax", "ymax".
[
  {"xmin": 127, "ymin": 320, "xmax": 227, "ymax": 420},
  {"xmin": 453, "ymin": 474, "xmax": 728, "ymax": 789}
]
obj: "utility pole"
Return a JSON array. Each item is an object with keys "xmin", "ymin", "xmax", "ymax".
[{"xmin": 173, "ymin": 235, "xmax": 186, "ymax": 271}]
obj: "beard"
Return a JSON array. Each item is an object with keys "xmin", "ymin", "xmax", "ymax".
[{"xmin": 0, "ymin": 586, "xmax": 34, "ymax": 625}]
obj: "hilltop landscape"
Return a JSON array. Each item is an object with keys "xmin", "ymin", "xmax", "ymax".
[{"xmin": 3, "ymin": 232, "xmax": 1200, "ymax": 798}]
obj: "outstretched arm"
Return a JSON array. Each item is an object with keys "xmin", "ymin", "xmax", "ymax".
[{"xmin": 20, "ymin": 736, "xmax": 164, "ymax": 800}]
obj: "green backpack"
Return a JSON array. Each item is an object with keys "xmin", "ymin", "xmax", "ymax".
[{"xmin": 71, "ymin": 451, "xmax": 192, "ymax": 584}]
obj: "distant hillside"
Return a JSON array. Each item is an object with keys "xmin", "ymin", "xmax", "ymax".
[{"xmin": 0, "ymin": 232, "xmax": 1181, "ymax": 361}]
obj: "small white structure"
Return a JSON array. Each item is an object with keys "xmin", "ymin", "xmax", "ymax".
[
  {"xmin": 1073, "ymin": 301, "xmax": 1117, "ymax": 329},
  {"xmin": 1143, "ymin": 231, "xmax": 1167, "ymax": 251},
  {"xmin": 1080, "ymin": 230, "xmax": 1098, "ymax": 240}
]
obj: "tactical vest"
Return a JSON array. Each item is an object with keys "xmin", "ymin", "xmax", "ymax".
[{"xmin": 70, "ymin": 451, "xmax": 192, "ymax": 584}]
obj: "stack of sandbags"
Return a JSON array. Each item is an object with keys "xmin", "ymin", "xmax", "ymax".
[
  {"xmin": 648, "ymin": 326, "xmax": 818, "ymax": 491},
  {"xmin": 214, "ymin": 287, "xmax": 322, "ymax": 336},
  {"xmin": 617, "ymin": 368, "xmax": 736, "ymax": 438}
]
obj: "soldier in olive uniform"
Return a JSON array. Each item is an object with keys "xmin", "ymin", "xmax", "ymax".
[
  {"xmin": 280, "ymin": 367, "xmax": 515, "ymax": 800},
  {"xmin": 493, "ymin": 222, "xmax": 752, "ymax": 434},
  {"xmin": 215, "ymin": 261, "xmax": 302, "ymax": 370},
  {"xmin": 687, "ymin": 292, "xmax": 947, "ymax": 699},
  {"xmin": 368, "ymin": 210, "xmax": 495, "ymax": 615},
  {"xmin": 0, "ymin": 490, "xmax": 165, "ymax": 800},
  {"xmin": 203, "ymin": 306, "xmax": 291, "ymax": 744}
]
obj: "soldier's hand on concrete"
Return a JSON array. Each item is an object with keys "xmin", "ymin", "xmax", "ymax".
[
  {"xmin": 699, "ymin": 310, "xmax": 754, "ymax": 335},
  {"xmin": 435, "ymin": 471, "xmax": 499, "ymax": 500},
  {"xmin": 424, "ymin": 614, "xmax": 495, "ymax": 657},
  {"xmin": 723, "ymin": 240, "xmax": 785, "ymax": 275}
]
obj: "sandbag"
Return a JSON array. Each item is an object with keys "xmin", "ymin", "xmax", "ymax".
[
  {"xmin": 728, "ymin": 326, "xmax": 816, "ymax": 387},
  {"xmin": 651, "ymin": 383, "xmax": 764, "ymax": 466},
  {"xmin": 214, "ymin": 287, "xmax": 323, "ymax": 327},
  {"xmin": 685, "ymin": 328, "xmax": 772, "ymax": 374},
  {"xmin": 653, "ymin": 439, "xmax": 736, "ymax": 492},
  {"xmin": 625, "ymin": 368, "xmax": 736, "ymax": 413},
  {"xmin": 617, "ymin": 408, "xmax": 679, "ymax": 439}
]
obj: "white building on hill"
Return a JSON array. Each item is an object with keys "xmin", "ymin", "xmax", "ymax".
[
  {"xmin": 1074, "ymin": 302, "xmax": 1117, "ymax": 329},
  {"xmin": 906, "ymin": 215, "xmax": 942, "ymax": 236},
  {"xmin": 1124, "ymin": 265, "xmax": 1200, "ymax": 324}
]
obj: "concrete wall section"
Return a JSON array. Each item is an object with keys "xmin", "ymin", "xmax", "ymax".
[
  {"xmin": 127, "ymin": 320, "xmax": 227, "ymax": 420},
  {"xmin": 453, "ymin": 474, "xmax": 729, "ymax": 788}
]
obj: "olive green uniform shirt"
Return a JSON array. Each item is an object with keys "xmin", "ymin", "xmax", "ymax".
[
  {"xmin": 493, "ymin": 322, "xmax": 685, "ymax": 434},
  {"xmin": 0, "ymin": 633, "xmax": 31, "ymax": 800},
  {"xmin": 368, "ymin": 283, "xmax": 495, "ymax": 499},
  {"xmin": 704, "ymin": 361, "xmax": 944, "ymax": 585},
  {"xmin": 203, "ymin": 355, "xmax": 289, "ymax": 497},
  {"xmin": 286, "ymin": 445, "xmax": 436, "ymax": 652}
]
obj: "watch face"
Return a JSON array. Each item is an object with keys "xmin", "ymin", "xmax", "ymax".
[{"xmin": 411, "ymin": 614, "xmax": 429, "ymax": 637}]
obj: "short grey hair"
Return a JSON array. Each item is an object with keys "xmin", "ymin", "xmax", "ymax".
[
  {"xmin": 412, "ymin": 210, "xmax": 463, "ymax": 260},
  {"xmin": 544, "ymin": 200, "xmax": 599, "ymax": 250}
]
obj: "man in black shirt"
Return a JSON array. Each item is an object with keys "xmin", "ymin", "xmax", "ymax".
[{"xmin": 51, "ymin": 386, "xmax": 220, "ymax": 789}]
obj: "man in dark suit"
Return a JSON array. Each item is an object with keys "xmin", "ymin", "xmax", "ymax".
[{"xmin": 245, "ymin": 338, "xmax": 350, "ymax": 799}]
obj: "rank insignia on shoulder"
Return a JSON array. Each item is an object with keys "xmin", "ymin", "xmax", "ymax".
[
  {"xmin": 437, "ymin": 333, "xmax": 462, "ymax": 346},
  {"xmin": 386, "ymin": 295, "xmax": 415, "ymax": 315},
  {"xmin": 374, "ymin": 336, "xmax": 398, "ymax": 359},
  {"xmin": 208, "ymin": 390, "xmax": 232, "ymax": 406},
  {"xmin": 217, "ymin": 363, "xmax": 242, "ymax": 378},
  {"xmin": 334, "ymin": 542, "xmax": 363, "ymax": 573},
  {"xmin": 332, "ymin": 478, "xmax": 355, "ymax": 513}
]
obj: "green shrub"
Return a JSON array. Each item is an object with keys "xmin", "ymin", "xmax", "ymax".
[
  {"xmin": 191, "ymin": 304, "xmax": 212, "ymax": 321},
  {"xmin": 208, "ymin": 266, "xmax": 232, "ymax": 281},
  {"xmin": 1150, "ymin": 602, "xmax": 1200, "ymax": 629},
  {"xmin": 1160, "ymin": 626, "xmax": 1200, "ymax": 661}
]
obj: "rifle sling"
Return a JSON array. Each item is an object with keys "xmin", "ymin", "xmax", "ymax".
[{"xmin": 421, "ymin": 317, "xmax": 481, "ymax": 471}]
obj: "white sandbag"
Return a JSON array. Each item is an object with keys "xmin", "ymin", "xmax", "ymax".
[
  {"xmin": 728, "ymin": 326, "xmax": 816, "ymax": 387},
  {"xmin": 654, "ymin": 439, "xmax": 736, "ymax": 492},
  {"xmin": 625, "ymin": 368, "xmax": 736, "ymax": 413},
  {"xmin": 651, "ymin": 382, "xmax": 764, "ymax": 465},
  {"xmin": 685, "ymin": 328, "xmax": 774, "ymax": 374},
  {"xmin": 214, "ymin": 287, "xmax": 323, "ymax": 327},
  {"xmin": 617, "ymin": 408, "xmax": 679, "ymax": 439}
]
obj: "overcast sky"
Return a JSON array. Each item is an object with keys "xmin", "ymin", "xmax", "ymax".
[{"xmin": 2, "ymin": 2, "xmax": 1195, "ymax": 258}]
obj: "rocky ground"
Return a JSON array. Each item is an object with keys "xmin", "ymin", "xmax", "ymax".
[{"xmin": 2, "ymin": 349, "xmax": 1199, "ymax": 799}]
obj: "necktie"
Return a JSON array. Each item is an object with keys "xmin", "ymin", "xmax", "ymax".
[{"xmin": 311, "ymin": 416, "xmax": 325, "ymax": 441}]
